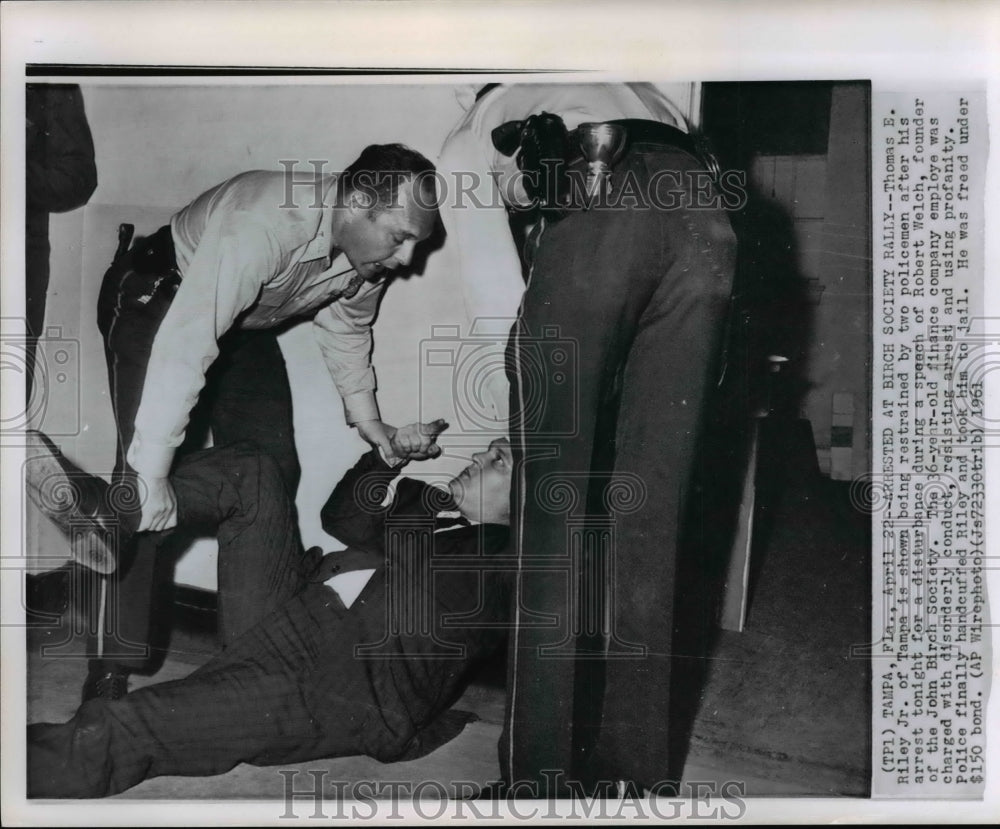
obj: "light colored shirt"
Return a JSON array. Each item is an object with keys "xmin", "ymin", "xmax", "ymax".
[
  {"xmin": 128, "ymin": 170, "xmax": 383, "ymax": 478},
  {"xmin": 323, "ymin": 509, "xmax": 473, "ymax": 609},
  {"xmin": 324, "ymin": 568, "xmax": 376, "ymax": 609},
  {"xmin": 436, "ymin": 83, "xmax": 687, "ymax": 423}
]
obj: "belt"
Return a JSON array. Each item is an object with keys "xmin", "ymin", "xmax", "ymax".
[
  {"xmin": 570, "ymin": 119, "xmax": 722, "ymax": 183},
  {"xmin": 495, "ymin": 114, "xmax": 723, "ymax": 218},
  {"xmin": 568, "ymin": 119, "xmax": 698, "ymax": 162}
]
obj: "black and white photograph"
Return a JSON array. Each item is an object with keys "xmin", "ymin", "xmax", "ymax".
[{"xmin": 1, "ymin": 2, "xmax": 996, "ymax": 825}]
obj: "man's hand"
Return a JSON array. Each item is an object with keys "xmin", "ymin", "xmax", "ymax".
[
  {"xmin": 355, "ymin": 419, "xmax": 396, "ymax": 459},
  {"xmin": 137, "ymin": 474, "xmax": 178, "ymax": 532},
  {"xmin": 389, "ymin": 419, "xmax": 449, "ymax": 461}
]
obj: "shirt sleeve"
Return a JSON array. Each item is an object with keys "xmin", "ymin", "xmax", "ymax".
[
  {"xmin": 312, "ymin": 278, "xmax": 385, "ymax": 425},
  {"xmin": 127, "ymin": 212, "xmax": 287, "ymax": 478},
  {"xmin": 437, "ymin": 128, "xmax": 525, "ymax": 425}
]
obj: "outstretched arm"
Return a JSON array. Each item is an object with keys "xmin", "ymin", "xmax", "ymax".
[
  {"xmin": 320, "ymin": 420, "xmax": 448, "ymax": 547},
  {"xmin": 320, "ymin": 447, "xmax": 397, "ymax": 549}
]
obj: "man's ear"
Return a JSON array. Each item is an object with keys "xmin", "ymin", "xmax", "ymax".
[{"xmin": 346, "ymin": 187, "xmax": 377, "ymax": 212}]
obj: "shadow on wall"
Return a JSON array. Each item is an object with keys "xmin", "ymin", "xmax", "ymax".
[
  {"xmin": 668, "ymin": 84, "xmax": 831, "ymax": 778},
  {"xmin": 685, "ymin": 81, "xmax": 832, "ymax": 610},
  {"xmin": 678, "ymin": 147, "xmax": 820, "ymax": 632}
]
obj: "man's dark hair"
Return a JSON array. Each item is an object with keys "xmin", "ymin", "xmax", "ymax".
[{"xmin": 338, "ymin": 143, "xmax": 438, "ymax": 211}]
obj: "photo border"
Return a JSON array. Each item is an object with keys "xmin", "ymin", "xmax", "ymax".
[{"xmin": 2, "ymin": 1, "xmax": 997, "ymax": 824}]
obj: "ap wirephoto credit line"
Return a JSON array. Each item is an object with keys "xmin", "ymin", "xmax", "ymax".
[{"xmin": 871, "ymin": 88, "xmax": 989, "ymax": 799}]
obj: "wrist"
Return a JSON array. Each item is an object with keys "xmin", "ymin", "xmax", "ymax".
[{"xmin": 377, "ymin": 445, "xmax": 407, "ymax": 468}]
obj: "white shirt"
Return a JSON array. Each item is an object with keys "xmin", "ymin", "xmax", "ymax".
[
  {"xmin": 128, "ymin": 170, "xmax": 383, "ymax": 478},
  {"xmin": 324, "ymin": 510, "xmax": 475, "ymax": 609},
  {"xmin": 436, "ymin": 83, "xmax": 688, "ymax": 424}
]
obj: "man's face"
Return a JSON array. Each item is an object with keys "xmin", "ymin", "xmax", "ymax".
[
  {"xmin": 448, "ymin": 438, "xmax": 512, "ymax": 525},
  {"xmin": 335, "ymin": 178, "xmax": 437, "ymax": 279}
]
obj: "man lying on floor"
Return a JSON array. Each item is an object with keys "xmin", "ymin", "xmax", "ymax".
[{"xmin": 27, "ymin": 427, "xmax": 513, "ymax": 798}]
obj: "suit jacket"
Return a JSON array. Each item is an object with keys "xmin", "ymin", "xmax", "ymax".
[{"xmin": 310, "ymin": 449, "xmax": 512, "ymax": 760}]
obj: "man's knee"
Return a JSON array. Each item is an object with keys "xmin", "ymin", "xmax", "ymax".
[
  {"xmin": 257, "ymin": 449, "xmax": 297, "ymax": 500},
  {"xmin": 227, "ymin": 439, "xmax": 298, "ymax": 494},
  {"xmin": 219, "ymin": 442, "xmax": 293, "ymax": 508},
  {"xmin": 172, "ymin": 441, "xmax": 291, "ymax": 529}
]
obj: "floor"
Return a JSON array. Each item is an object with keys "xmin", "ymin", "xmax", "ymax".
[{"xmin": 25, "ymin": 418, "xmax": 871, "ymax": 801}]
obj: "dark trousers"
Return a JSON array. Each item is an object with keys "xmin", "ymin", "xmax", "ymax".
[
  {"xmin": 28, "ymin": 588, "xmax": 359, "ymax": 799},
  {"xmin": 91, "ymin": 232, "xmax": 301, "ymax": 668},
  {"xmin": 503, "ymin": 146, "xmax": 737, "ymax": 790},
  {"xmin": 27, "ymin": 446, "xmax": 329, "ymax": 799},
  {"xmin": 25, "ymin": 211, "xmax": 49, "ymax": 401},
  {"xmin": 27, "ymin": 528, "xmax": 502, "ymax": 797}
]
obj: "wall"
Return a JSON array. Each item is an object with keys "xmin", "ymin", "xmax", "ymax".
[
  {"xmin": 30, "ymin": 80, "xmax": 696, "ymax": 587},
  {"xmin": 744, "ymin": 84, "xmax": 871, "ymax": 480}
]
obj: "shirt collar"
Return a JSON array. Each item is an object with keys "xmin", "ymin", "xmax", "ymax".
[{"xmin": 300, "ymin": 176, "xmax": 338, "ymax": 263}]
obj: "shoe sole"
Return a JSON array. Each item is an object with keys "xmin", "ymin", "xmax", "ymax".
[
  {"xmin": 81, "ymin": 676, "xmax": 130, "ymax": 703},
  {"xmin": 24, "ymin": 433, "xmax": 118, "ymax": 575}
]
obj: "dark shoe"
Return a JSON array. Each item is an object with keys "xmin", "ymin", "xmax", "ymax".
[
  {"xmin": 82, "ymin": 667, "xmax": 129, "ymax": 702},
  {"xmin": 25, "ymin": 430, "xmax": 118, "ymax": 574},
  {"xmin": 25, "ymin": 566, "xmax": 71, "ymax": 617}
]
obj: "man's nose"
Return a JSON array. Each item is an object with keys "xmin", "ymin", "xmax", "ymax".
[{"xmin": 395, "ymin": 240, "xmax": 416, "ymax": 268}]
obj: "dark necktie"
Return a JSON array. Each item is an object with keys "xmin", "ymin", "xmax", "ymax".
[{"xmin": 336, "ymin": 272, "xmax": 366, "ymax": 300}]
